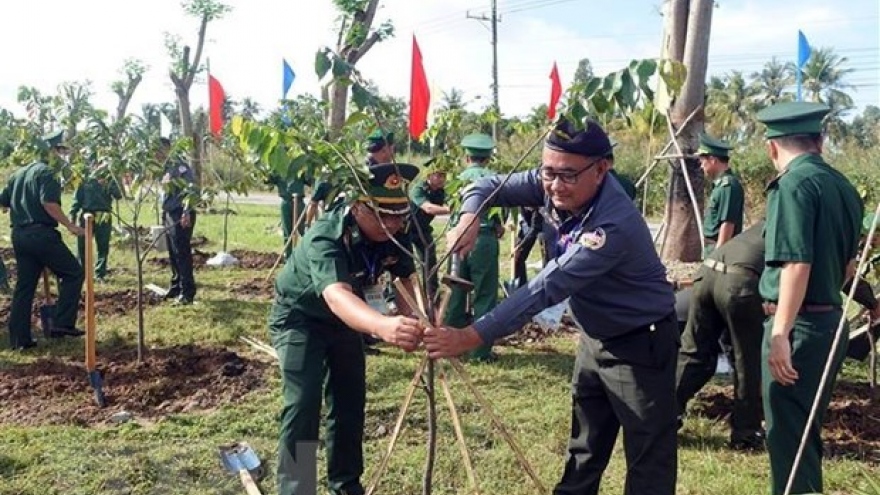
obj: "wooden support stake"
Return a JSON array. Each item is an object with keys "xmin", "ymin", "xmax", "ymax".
[{"xmin": 439, "ymin": 368, "xmax": 480, "ymax": 494}]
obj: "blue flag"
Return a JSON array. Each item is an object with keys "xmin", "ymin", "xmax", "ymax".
[
  {"xmin": 282, "ymin": 59, "xmax": 296, "ymax": 99},
  {"xmin": 797, "ymin": 30, "xmax": 811, "ymax": 68}
]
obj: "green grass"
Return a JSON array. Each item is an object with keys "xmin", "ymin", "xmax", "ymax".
[{"xmin": 0, "ymin": 194, "xmax": 877, "ymax": 494}]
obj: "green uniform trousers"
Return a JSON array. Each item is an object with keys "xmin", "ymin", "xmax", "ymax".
[
  {"xmin": 9, "ymin": 226, "xmax": 84, "ymax": 347},
  {"xmin": 271, "ymin": 320, "xmax": 367, "ymax": 495},
  {"xmin": 762, "ymin": 311, "xmax": 847, "ymax": 495},
  {"xmin": 280, "ymin": 198, "xmax": 306, "ymax": 259},
  {"xmin": 676, "ymin": 267, "xmax": 764, "ymax": 439},
  {"xmin": 444, "ymin": 231, "xmax": 499, "ymax": 360},
  {"xmin": 554, "ymin": 313, "xmax": 679, "ymax": 495},
  {"xmin": 76, "ymin": 213, "xmax": 113, "ymax": 279}
]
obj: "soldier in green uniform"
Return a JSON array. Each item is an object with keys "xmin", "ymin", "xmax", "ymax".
[
  {"xmin": 699, "ymin": 133, "xmax": 744, "ymax": 257},
  {"xmin": 757, "ymin": 102, "xmax": 862, "ymax": 495},
  {"xmin": 444, "ymin": 133, "xmax": 503, "ymax": 362},
  {"xmin": 70, "ymin": 162, "xmax": 123, "ymax": 280},
  {"xmin": 268, "ymin": 172, "xmax": 307, "ymax": 258},
  {"xmin": 408, "ymin": 167, "xmax": 449, "ymax": 296},
  {"xmin": 0, "ymin": 131, "xmax": 85, "ymax": 349},
  {"xmin": 676, "ymin": 222, "xmax": 766, "ymax": 450},
  {"xmin": 269, "ymin": 163, "xmax": 425, "ymax": 495}
]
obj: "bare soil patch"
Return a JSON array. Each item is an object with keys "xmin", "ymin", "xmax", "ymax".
[
  {"xmin": 0, "ymin": 344, "xmax": 271, "ymax": 427},
  {"xmin": 693, "ymin": 381, "xmax": 880, "ymax": 463}
]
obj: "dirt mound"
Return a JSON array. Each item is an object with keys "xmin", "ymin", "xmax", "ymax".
[
  {"xmin": 229, "ymin": 250, "xmax": 278, "ymax": 270},
  {"xmin": 692, "ymin": 381, "xmax": 880, "ymax": 463},
  {"xmin": 228, "ymin": 277, "xmax": 274, "ymax": 300},
  {"xmin": 84, "ymin": 289, "xmax": 163, "ymax": 315},
  {"xmin": 147, "ymin": 249, "xmax": 213, "ymax": 268},
  {"xmin": 0, "ymin": 344, "xmax": 271, "ymax": 427}
]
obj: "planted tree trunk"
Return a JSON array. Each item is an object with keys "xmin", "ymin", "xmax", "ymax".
[{"xmin": 661, "ymin": 0, "xmax": 713, "ymax": 262}]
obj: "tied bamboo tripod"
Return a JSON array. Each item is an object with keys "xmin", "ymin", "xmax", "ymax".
[{"xmin": 364, "ymin": 277, "xmax": 546, "ymax": 495}]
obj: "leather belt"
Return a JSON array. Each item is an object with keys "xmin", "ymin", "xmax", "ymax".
[
  {"xmin": 703, "ymin": 259, "xmax": 758, "ymax": 278},
  {"xmin": 762, "ymin": 302, "xmax": 838, "ymax": 316}
]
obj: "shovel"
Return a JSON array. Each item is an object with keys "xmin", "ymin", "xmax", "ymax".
[
  {"xmin": 39, "ymin": 269, "xmax": 55, "ymax": 338},
  {"xmin": 83, "ymin": 214, "xmax": 107, "ymax": 407},
  {"xmin": 219, "ymin": 442, "xmax": 264, "ymax": 495}
]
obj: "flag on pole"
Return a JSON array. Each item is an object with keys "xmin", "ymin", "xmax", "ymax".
[
  {"xmin": 796, "ymin": 30, "xmax": 811, "ymax": 101},
  {"xmin": 797, "ymin": 30, "xmax": 812, "ymax": 68},
  {"xmin": 548, "ymin": 62, "xmax": 562, "ymax": 120},
  {"xmin": 409, "ymin": 35, "xmax": 431, "ymax": 140},
  {"xmin": 208, "ymin": 74, "xmax": 225, "ymax": 136},
  {"xmin": 282, "ymin": 59, "xmax": 296, "ymax": 99}
]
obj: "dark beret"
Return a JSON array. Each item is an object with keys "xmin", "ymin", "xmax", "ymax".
[{"xmin": 545, "ymin": 119, "xmax": 612, "ymax": 158}]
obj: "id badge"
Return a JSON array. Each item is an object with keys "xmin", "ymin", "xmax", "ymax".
[{"xmin": 364, "ymin": 284, "xmax": 388, "ymax": 315}]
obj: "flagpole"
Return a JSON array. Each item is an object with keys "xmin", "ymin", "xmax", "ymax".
[{"xmin": 796, "ymin": 65, "xmax": 802, "ymax": 102}]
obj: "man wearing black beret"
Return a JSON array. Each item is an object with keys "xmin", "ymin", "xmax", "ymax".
[{"xmin": 426, "ymin": 119, "xmax": 678, "ymax": 494}]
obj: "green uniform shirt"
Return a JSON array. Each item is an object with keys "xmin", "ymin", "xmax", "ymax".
[
  {"xmin": 609, "ymin": 169, "xmax": 637, "ymax": 200},
  {"xmin": 270, "ymin": 208, "xmax": 415, "ymax": 335},
  {"xmin": 703, "ymin": 169, "xmax": 744, "ymax": 239},
  {"xmin": 759, "ymin": 153, "xmax": 863, "ymax": 305},
  {"xmin": 270, "ymin": 175, "xmax": 306, "ymax": 203},
  {"xmin": 0, "ymin": 162, "xmax": 61, "ymax": 228},
  {"xmin": 409, "ymin": 179, "xmax": 446, "ymax": 237},
  {"xmin": 454, "ymin": 165, "xmax": 499, "ymax": 230},
  {"xmin": 710, "ymin": 221, "xmax": 765, "ymax": 274},
  {"xmin": 70, "ymin": 177, "xmax": 122, "ymax": 215}
]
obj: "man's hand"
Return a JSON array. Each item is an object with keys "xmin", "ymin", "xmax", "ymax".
[
  {"xmin": 447, "ymin": 213, "xmax": 480, "ymax": 256},
  {"xmin": 378, "ymin": 315, "xmax": 424, "ymax": 352},
  {"xmin": 423, "ymin": 325, "xmax": 483, "ymax": 359},
  {"xmin": 67, "ymin": 224, "xmax": 85, "ymax": 237},
  {"xmin": 180, "ymin": 212, "xmax": 191, "ymax": 229},
  {"xmin": 768, "ymin": 333, "xmax": 798, "ymax": 385},
  {"xmin": 870, "ymin": 301, "xmax": 880, "ymax": 322},
  {"xmin": 494, "ymin": 223, "xmax": 505, "ymax": 239}
]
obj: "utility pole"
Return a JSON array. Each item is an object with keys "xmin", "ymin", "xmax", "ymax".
[{"xmin": 467, "ymin": 0, "xmax": 500, "ymax": 141}]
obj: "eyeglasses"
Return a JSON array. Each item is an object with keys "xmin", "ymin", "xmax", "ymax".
[{"xmin": 539, "ymin": 157, "xmax": 603, "ymax": 185}]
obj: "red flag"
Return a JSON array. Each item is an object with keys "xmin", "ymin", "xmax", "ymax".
[
  {"xmin": 208, "ymin": 74, "xmax": 225, "ymax": 136},
  {"xmin": 409, "ymin": 35, "xmax": 431, "ymax": 140},
  {"xmin": 548, "ymin": 62, "xmax": 562, "ymax": 120}
]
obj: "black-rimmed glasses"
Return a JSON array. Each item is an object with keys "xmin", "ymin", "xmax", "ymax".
[{"xmin": 539, "ymin": 157, "xmax": 603, "ymax": 185}]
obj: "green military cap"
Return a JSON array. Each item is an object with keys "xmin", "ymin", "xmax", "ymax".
[
  {"xmin": 360, "ymin": 162, "xmax": 420, "ymax": 215},
  {"xmin": 755, "ymin": 101, "xmax": 830, "ymax": 139},
  {"xmin": 461, "ymin": 133, "xmax": 495, "ymax": 158},
  {"xmin": 366, "ymin": 129, "xmax": 394, "ymax": 152},
  {"xmin": 43, "ymin": 130, "xmax": 67, "ymax": 150},
  {"xmin": 697, "ymin": 133, "xmax": 732, "ymax": 158}
]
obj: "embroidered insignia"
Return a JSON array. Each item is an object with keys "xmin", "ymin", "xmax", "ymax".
[
  {"xmin": 579, "ymin": 228, "xmax": 606, "ymax": 250},
  {"xmin": 178, "ymin": 165, "xmax": 188, "ymax": 174},
  {"xmin": 384, "ymin": 173, "xmax": 402, "ymax": 189}
]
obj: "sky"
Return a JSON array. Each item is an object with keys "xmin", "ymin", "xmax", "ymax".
[{"xmin": 0, "ymin": 0, "xmax": 877, "ymax": 121}]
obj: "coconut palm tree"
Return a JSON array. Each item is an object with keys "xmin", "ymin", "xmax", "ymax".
[
  {"xmin": 705, "ymin": 71, "xmax": 757, "ymax": 140},
  {"xmin": 797, "ymin": 47, "xmax": 856, "ymax": 142},
  {"xmin": 749, "ymin": 57, "xmax": 794, "ymax": 107}
]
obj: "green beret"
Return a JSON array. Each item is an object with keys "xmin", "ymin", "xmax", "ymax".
[
  {"xmin": 361, "ymin": 162, "xmax": 420, "ymax": 214},
  {"xmin": 461, "ymin": 133, "xmax": 495, "ymax": 158},
  {"xmin": 367, "ymin": 130, "xmax": 394, "ymax": 153},
  {"xmin": 756, "ymin": 101, "xmax": 830, "ymax": 139},
  {"xmin": 697, "ymin": 133, "xmax": 732, "ymax": 158},
  {"xmin": 43, "ymin": 130, "xmax": 66, "ymax": 149},
  {"xmin": 545, "ymin": 119, "xmax": 612, "ymax": 158}
]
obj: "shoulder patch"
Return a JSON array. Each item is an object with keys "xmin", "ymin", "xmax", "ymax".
[
  {"xmin": 718, "ymin": 176, "xmax": 731, "ymax": 186},
  {"xmin": 579, "ymin": 228, "xmax": 606, "ymax": 250}
]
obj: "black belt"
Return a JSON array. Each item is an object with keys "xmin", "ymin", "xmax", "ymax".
[
  {"xmin": 762, "ymin": 302, "xmax": 839, "ymax": 316},
  {"xmin": 593, "ymin": 311, "xmax": 676, "ymax": 344},
  {"xmin": 703, "ymin": 259, "xmax": 759, "ymax": 278}
]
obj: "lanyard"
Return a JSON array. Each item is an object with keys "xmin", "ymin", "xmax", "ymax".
[{"xmin": 360, "ymin": 251, "xmax": 381, "ymax": 285}]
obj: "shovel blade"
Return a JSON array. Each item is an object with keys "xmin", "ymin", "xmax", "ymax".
[
  {"xmin": 88, "ymin": 370, "xmax": 107, "ymax": 408},
  {"xmin": 39, "ymin": 304, "xmax": 55, "ymax": 338},
  {"xmin": 219, "ymin": 442, "xmax": 263, "ymax": 479}
]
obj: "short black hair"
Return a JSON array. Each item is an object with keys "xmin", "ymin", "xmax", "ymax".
[{"xmin": 159, "ymin": 137, "xmax": 172, "ymax": 148}]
